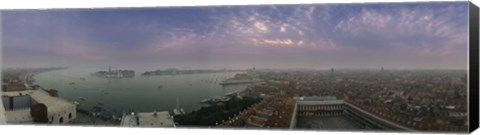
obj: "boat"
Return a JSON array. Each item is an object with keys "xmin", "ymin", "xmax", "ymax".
[
  {"xmin": 69, "ymin": 82, "xmax": 75, "ymax": 85},
  {"xmin": 98, "ymin": 102, "xmax": 104, "ymax": 106},
  {"xmin": 158, "ymin": 85, "xmax": 163, "ymax": 89},
  {"xmin": 220, "ymin": 97, "xmax": 231, "ymax": 102},
  {"xmin": 225, "ymin": 91, "xmax": 236, "ymax": 96},
  {"xmin": 200, "ymin": 98, "xmax": 211, "ymax": 104},
  {"xmin": 80, "ymin": 77, "xmax": 86, "ymax": 80},
  {"xmin": 173, "ymin": 97, "xmax": 186, "ymax": 116},
  {"xmin": 173, "ymin": 108, "xmax": 185, "ymax": 116},
  {"xmin": 180, "ymin": 108, "xmax": 185, "ymax": 113},
  {"xmin": 79, "ymin": 97, "xmax": 86, "ymax": 101}
]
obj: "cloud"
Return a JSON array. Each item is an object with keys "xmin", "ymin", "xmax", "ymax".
[
  {"xmin": 332, "ymin": 4, "xmax": 468, "ymax": 57},
  {"xmin": 2, "ymin": 3, "xmax": 468, "ymax": 69},
  {"xmin": 209, "ymin": 5, "xmax": 337, "ymax": 49},
  {"xmin": 253, "ymin": 21, "xmax": 269, "ymax": 33},
  {"xmin": 250, "ymin": 38, "xmax": 304, "ymax": 47},
  {"xmin": 280, "ymin": 26, "xmax": 286, "ymax": 32}
]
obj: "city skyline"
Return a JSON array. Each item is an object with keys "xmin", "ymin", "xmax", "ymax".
[{"xmin": 2, "ymin": 2, "xmax": 469, "ymax": 70}]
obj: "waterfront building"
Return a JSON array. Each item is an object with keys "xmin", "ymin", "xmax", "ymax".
[{"xmin": 1, "ymin": 89, "xmax": 77, "ymax": 124}]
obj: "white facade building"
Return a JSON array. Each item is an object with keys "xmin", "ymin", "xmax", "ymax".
[
  {"xmin": 2, "ymin": 89, "xmax": 76, "ymax": 124},
  {"xmin": 0, "ymin": 97, "xmax": 6, "ymax": 124}
]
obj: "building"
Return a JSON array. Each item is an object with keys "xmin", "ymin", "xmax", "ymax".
[
  {"xmin": 256, "ymin": 109, "xmax": 274, "ymax": 119},
  {"xmin": 295, "ymin": 96, "xmax": 337, "ymax": 101},
  {"xmin": 0, "ymin": 99, "xmax": 6, "ymax": 124},
  {"xmin": 1, "ymin": 89, "xmax": 76, "ymax": 124},
  {"xmin": 3, "ymin": 81, "xmax": 28, "ymax": 92},
  {"xmin": 120, "ymin": 111, "xmax": 175, "ymax": 127},
  {"xmin": 290, "ymin": 96, "xmax": 415, "ymax": 131},
  {"xmin": 295, "ymin": 100, "xmax": 345, "ymax": 117},
  {"xmin": 245, "ymin": 115, "xmax": 268, "ymax": 127}
]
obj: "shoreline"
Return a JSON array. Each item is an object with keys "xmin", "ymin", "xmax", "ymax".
[{"xmin": 30, "ymin": 69, "xmax": 253, "ymax": 119}]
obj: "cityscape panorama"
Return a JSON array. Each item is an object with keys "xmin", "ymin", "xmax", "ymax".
[{"xmin": 1, "ymin": 1, "xmax": 470, "ymax": 133}]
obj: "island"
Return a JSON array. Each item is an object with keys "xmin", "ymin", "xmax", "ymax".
[
  {"xmin": 141, "ymin": 68, "xmax": 245, "ymax": 76},
  {"xmin": 92, "ymin": 65, "xmax": 135, "ymax": 78}
]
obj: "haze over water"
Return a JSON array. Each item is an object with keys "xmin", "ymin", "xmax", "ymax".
[{"xmin": 33, "ymin": 68, "xmax": 248, "ymax": 116}]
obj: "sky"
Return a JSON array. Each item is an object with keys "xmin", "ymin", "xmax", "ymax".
[{"xmin": 1, "ymin": 2, "xmax": 469, "ymax": 70}]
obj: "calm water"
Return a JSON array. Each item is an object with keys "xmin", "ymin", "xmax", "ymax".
[{"xmin": 33, "ymin": 68, "xmax": 248, "ymax": 116}]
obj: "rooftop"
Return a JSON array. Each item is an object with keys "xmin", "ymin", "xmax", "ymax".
[
  {"xmin": 29, "ymin": 90, "xmax": 75, "ymax": 114},
  {"xmin": 121, "ymin": 114, "xmax": 138, "ymax": 127},
  {"xmin": 2, "ymin": 89, "xmax": 76, "ymax": 123},
  {"xmin": 296, "ymin": 100, "xmax": 344, "ymax": 106},
  {"xmin": 295, "ymin": 96, "xmax": 337, "ymax": 101},
  {"xmin": 247, "ymin": 116, "xmax": 268, "ymax": 127},
  {"xmin": 257, "ymin": 109, "xmax": 274, "ymax": 116},
  {"xmin": 296, "ymin": 116, "xmax": 363, "ymax": 130},
  {"xmin": 121, "ymin": 111, "xmax": 175, "ymax": 127},
  {"xmin": 138, "ymin": 111, "xmax": 174, "ymax": 127}
]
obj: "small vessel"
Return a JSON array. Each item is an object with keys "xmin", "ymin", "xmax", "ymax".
[
  {"xmin": 225, "ymin": 91, "xmax": 235, "ymax": 96},
  {"xmin": 80, "ymin": 77, "xmax": 86, "ymax": 81},
  {"xmin": 200, "ymin": 98, "xmax": 211, "ymax": 104},
  {"xmin": 220, "ymin": 97, "xmax": 231, "ymax": 102},
  {"xmin": 173, "ymin": 96, "xmax": 186, "ymax": 116},
  {"xmin": 79, "ymin": 97, "xmax": 86, "ymax": 101},
  {"xmin": 158, "ymin": 85, "xmax": 163, "ymax": 89},
  {"xmin": 173, "ymin": 108, "xmax": 185, "ymax": 116},
  {"xmin": 98, "ymin": 102, "xmax": 104, "ymax": 106},
  {"xmin": 69, "ymin": 82, "xmax": 75, "ymax": 85}
]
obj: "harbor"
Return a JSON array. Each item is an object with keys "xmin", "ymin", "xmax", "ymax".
[
  {"xmin": 32, "ymin": 68, "xmax": 250, "ymax": 117},
  {"xmin": 2, "ymin": 68, "xmax": 251, "ymax": 126}
]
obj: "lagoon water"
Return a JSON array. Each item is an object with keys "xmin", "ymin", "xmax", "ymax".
[{"xmin": 33, "ymin": 68, "xmax": 248, "ymax": 116}]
